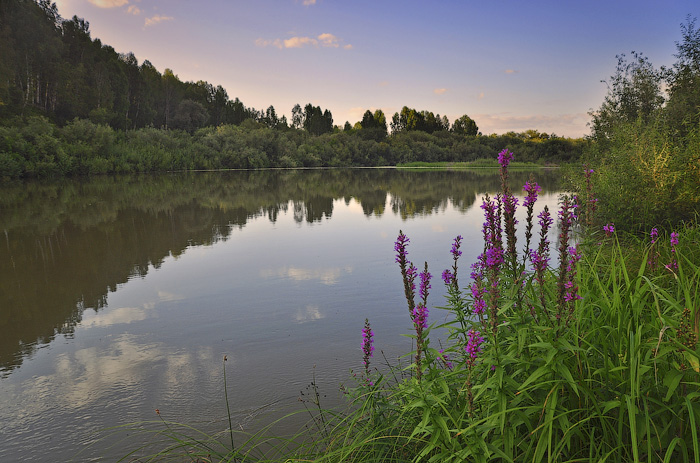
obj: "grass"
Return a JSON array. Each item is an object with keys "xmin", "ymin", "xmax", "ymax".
[{"xmin": 396, "ymin": 159, "xmax": 549, "ymax": 169}]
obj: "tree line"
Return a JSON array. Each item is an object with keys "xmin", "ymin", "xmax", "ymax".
[{"xmin": 0, "ymin": 0, "xmax": 585, "ymax": 178}]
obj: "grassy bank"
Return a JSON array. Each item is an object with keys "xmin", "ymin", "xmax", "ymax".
[{"xmin": 396, "ymin": 159, "xmax": 551, "ymax": 169}]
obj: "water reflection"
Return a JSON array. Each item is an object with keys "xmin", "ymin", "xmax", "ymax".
[{"xmin": 0, "ymin": 168, "xmax": 559, "ymax": 377}]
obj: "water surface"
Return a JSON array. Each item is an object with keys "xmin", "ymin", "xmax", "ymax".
[{"xmin": 0, "ymin": 168, "xmax": 562, "ymax": 461}]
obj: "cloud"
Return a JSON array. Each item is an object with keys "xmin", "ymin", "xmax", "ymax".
[
  {"xmin": 256, "ymin": 33, "xmax": 351, "ymax": 50},
  {"xmin": 126, "ymin": 4, "xmax": 140, "ymax": 14},
  {"xmin": 504, "ymin": 69, "xmax": 518, "ymax": 74},
  {"xmin": 88, "ymin": 0, "xmax": 129, "ymax": 7},
  {"xmin": 144, "ymin": 15, "xmax": 174, "ymax": 27},
  {"xmin": 303, "ymin": 0, "xmax": 317, "ymax": 4},
  {"xmin": 295, "ymin": 305, "xmax": 325, "ymax": 323},
  {"xmin": 255, "ymin": 38, "xmax": 283, "ymax": 49},
  {"xmin": 260, "ymin": 265, "xmax": 352, "ymax": 285},
  {"xmin": 473, "ymin": 112, "xmax": 591, "ymax": 137},
  {"xmin": 477, "ymin": 91, "xmax": 485, "ymax": 99},
  {"xmin": 285, "ymin": 36, "xmax": 318, "ymax": 48},
  {"xmin": 433, "ymin": 88, "xmax": 447, "ymax": 95}
]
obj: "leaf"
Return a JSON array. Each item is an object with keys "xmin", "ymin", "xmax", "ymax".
[
  {"xmin": 683, "ymin": 350, "xmax": 700, "ymax": 373},
  {"xmin": 664, "ymin": 369, "xmax": 684, "ymax": 401},
  {"xmin": 601, "ymin": 400, "xmax": 621, "ymax": 414}
]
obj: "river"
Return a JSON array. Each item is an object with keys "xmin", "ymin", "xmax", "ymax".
[{"xmin": 0, "ymin": 167, "xmax": 563, "ymax": 461}]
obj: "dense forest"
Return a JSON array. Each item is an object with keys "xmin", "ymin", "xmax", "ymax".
[{"xmin": 0, "ymin": 0, "xmax": 585, "ymax": 178}]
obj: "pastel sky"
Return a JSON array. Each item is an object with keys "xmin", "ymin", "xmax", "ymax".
[{"xmin": 52, "ymin": 0, "xmax": 698, "ymax": 137}]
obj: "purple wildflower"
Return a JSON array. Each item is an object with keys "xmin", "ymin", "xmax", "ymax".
[
  {"xmin": 412, "ymin": 304, "xmax": 429, "ymax": 331},
  {"xmin": 523, "ymin": 181, "xmax": 542, "ymax": 208},
  {"xmin": 603, "ymin": 223, "xmax": 615, "ymax": 237},
  {"xmin": 465, "ymin": 329, "xmax": 485, "ymax": 363},
  {"xmin": 667, "ymin": 231, "xmax": 679, "ymax": 271},
  {"xmin": 451, "ymin": 235, "xmax": 463, "ymax": 258},
  {"xmin": 394, "ymin": 232, "xmax": 410, "ymax": 264},
  {"xmin": 538, "ymin": 207, "xmax": 554, "ymax": 230},
  {"xmin": 650, "ymin": 228, "xmax": 659, "ymax": 244},
  {"xmin": 361, "ymin": 318, "xmax": 374, "ymax": 373},
  {"xmin": 530, "ymin": 249, "xmax": 549, "ymax": 275},
  {"xmin": 438, "ymin": 349, "xmax": 453, "ymax": 370},
  {"xmin": 470, "ymin": 281, "xmax": 487, "ymax": 315},
  {"xmin": 406, "ymin": 263, "xmax": 417, "ymax": 292},
  {"xmin": 396, "ymin": 231, "xmax": 417, "ymax": 315},
  {"xmin": 442, "ymin": 269, "xmax": 454, "ymax": 285},
  {"xmin": 563, "ymin": 246, "xmax": 582, "ymax": 305},
  {"xmin": 497, "ymin": 149, "xmax": 514, "ymax": 169},
  {"xmin": 671, "ymin": 231, "xmax": 679, "ymax": 247},
  {"xmin": 419, "ymin": 269, "xmax": 432, "ymax": 303}
]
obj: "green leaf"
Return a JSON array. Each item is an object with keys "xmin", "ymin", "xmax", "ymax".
[
  {"xmin": 683, "ymin": 350, "xmax": 700, "ymax": 373},
  {"xmin": 663, "ymin": 369, "xmax": 684, "ymax": 402}
]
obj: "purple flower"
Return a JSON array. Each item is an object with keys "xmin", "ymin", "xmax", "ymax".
[
  {"xmin": 439, "ymin": 349, "xmax": 453, "ymax": 370},
  {"xmin": 451, "ymin": 235, "xmax": 463, "ymax": 258},
  {"xmin": 470, "ymin": 281, "xmax": 487, "ymax": 315},
  {"xmin": 465, "ymin": 329, "xmax": 485, "ymax": 362},
  {"xmin": 530, "ymin": 249, "xmax": 549, "ymax": 274},
  {"xmin": 470, "ymin": 260, "xmax": 483, "ymax": 281},
  {"xmin": 650, "ymin": 227, "xmax": 659, "ymax": 244},
  {"xmin": 538, "ymin": 208, "xmax": 553, "ymax": 230},
  {"xmin": 419, "ymin": 269, "xmax": 432, "ymax": 301},
  {"xmin": 497, "ymin": 149, "xmax": 514, "ymax": 168},
  {"xmin": 667, "ymin": 231, "xmax": 680, "ymax": 271},
  {"xmin": 603, "ymin": 223, "xmax": 615, "ymax": 237},
  {"xmin": 412, "ymin": 304, "xmax": 429, "ymax": 330},
  {"xmin": 442, "ymin": 269, "xmax": 454, "ymax": 285},
  {"xmin": 406, "ymin": 263, "xmax": 417, "ymax": 291},
  {"xmin": 523, "ymin": 181, "xmax": 542, "ymax": 208},
  {"xmin": 361, "ymin": 318, "xmax": 374, "ymax": 371},
  {"xmin": 394, "ymin": 232, "xmax": 410, "ymax": 264}
]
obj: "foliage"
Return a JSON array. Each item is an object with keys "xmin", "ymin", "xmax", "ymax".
[
  {"xmin": 307, "ymin": 156, "xmax": 700, "ymax": 463},
  {"xmin": 0, "ymin": 116, "xmax": 584, "ymax": 179},
  {"xmin": 580, "ymin": 16, "xmax": 700, "ymax": 232}
]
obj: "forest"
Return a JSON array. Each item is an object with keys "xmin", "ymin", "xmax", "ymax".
[{"xmin": 0, "ymin": 0, "xmax": 584, "ymax": 178}]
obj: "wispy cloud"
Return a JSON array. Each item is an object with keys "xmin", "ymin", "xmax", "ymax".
[
  {"xmin": 434, "ymin": 88, "xmax": 447, "ymax": 95},
  {"xmin": 477, "ymin": 91, "xmax": 485, "ymax": 99},
  {"xmin": 302, "ymin": 0, "xmax": 317, "ymax": 5},
  {"xmin": 504, "ymin": 69, "xmax": 518, "ymax": 74},
  {"xmin": 256, "ymin": 33, "xmax": 351, "ymax": 50},
  {"xmin": 88, "ymin": 0, "xmax": 129, "ymax": 7},
  {"xmin": 145, "ymin": 15, "xmax": 174, "ymax": 27},
  {"xmin": 126, "ymin": 4, "xmax": 140, "ymax": 15},
  {"xmin": 473, "ymin": 112, "xmax": 590, "ymax": 137}
]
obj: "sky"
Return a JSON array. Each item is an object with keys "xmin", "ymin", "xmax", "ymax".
[{"xmin": 51, "ymin": 0, "xmax": 699, "ymax": 138}]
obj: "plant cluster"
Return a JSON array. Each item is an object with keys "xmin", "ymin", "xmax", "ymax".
[
  {"xmin": 325, "ymin": 151, "xmax": 700, "ymax": 463},
  {"xmin": 577, "ymin": 17, "xmax": 700, "ymax": 231}
]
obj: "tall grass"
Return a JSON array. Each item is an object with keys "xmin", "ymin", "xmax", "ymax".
[
  {"xmin": 309, "ymin": 152, "xmax": 700, "ymax": 463},
  {"xmin": 114, "ymin": 151, "xmax": 699, "ymax": 462}
]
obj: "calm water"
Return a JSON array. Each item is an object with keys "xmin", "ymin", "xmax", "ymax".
[{"xmin": 0, "ymin": 168, "xmax": 563, "ymax": 461}]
